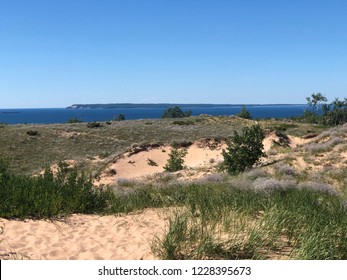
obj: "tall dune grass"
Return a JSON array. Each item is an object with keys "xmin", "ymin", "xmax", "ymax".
[
  {"xmin": 152, "ymin": 184, "xmax": 347, "ymax": 260},
  {"xmin": 0, "ymin": 159, "xmax": 113, "ymax": 219}
]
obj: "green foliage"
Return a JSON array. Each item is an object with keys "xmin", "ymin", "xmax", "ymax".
[
  {"xmin": 152, "ymin": 184, "xmax": 347, "ymax": 260},
  {"xmin": 26, "ymin": 130, "xmax": 39, "ymax": 136},
  {"xmin": 301, "ymin": 93, "xmax": 347, "ymax": 126},
  {"xmin": 162, "ymin": 106, "xmax": 192, "ymax": 118},
  {"xmin": 86, "ymin": 121, "xmax": 102, "ymax": 128},
  {"xmin": 115, "ymin": 114, "xmax": 125, "ymax": 121},
  {"xmin": 221, "ymin": 125, "xmax": 266, "ymax": 175},
  {"xmin": 163, "ymin": 148, "xmax": 188, "ymax": 172},
  {"xmin": 67, "ymin": 117, "xmax": 82, "ymax": 123},
  {"xmin": 321, "ymin": 98, "xmax": 347, "ymax": 126},
  {"xmin": 306, "ymin": 93, "xmax": 327, "ymax": 113},
  {"xmin": 237, "ymin": 106, "xmax": 252, "ymax": 119},
  {"xmin": 172, "ymin": 119, "xmax": 195, "ymax": 125},
  {"xmin": 0, "ymin": 160, "xmax": 114, "ymax": 219}
]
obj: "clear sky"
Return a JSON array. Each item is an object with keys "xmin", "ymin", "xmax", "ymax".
[{"xmin": 0, "ymin": 0, "xmax": 346, "ymax": 108}]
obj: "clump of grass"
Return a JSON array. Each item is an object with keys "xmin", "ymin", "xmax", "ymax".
[
  {"xmin": 275, "ymin": 163, "xmax": 297, "ymax": 177},
  {"xmin": 298, "ymin": 181, "xmax": 338, "ymax": 195},
  {"xmin": 198, "ymin": 173, "xmax": 225, "ymax": 183},
  {"xmin": 0, "ymin": 159, "xmax": 114, "ymax": 219},
  {"xmin": 26, "ymin": 130, "xmax": 39, "ymax": 136},
  {"xmin": 67, "ymin": 118, "xmax": 82, "ymax": 123},
  {"xmin": 86, "ymin": 122, "xmax": 102, "ymax": 128},
  {"xmin": 147, "ymin": 158, "xmax": 158, "ymax": 167},
  {"xmin": 244, "ymin": 168, "xmax": 269, "ymax": 180},
  {"xmin": 305, "ymin": 137, "xmax": 344, "ymax": 153},
  {"xmin": 116, "ymin": 178, "xmax": 138, "ymax": 187},
  {"xmin": 172, "ymin": 120, "xmax": 195, "ymax": 126},
  {"xmin": 252, "ymin": 178, "xmax": 295, "ymax": 193},
  {"xmin": 152, "ymin": 183, "xmax": 347, "ymax": 260}
]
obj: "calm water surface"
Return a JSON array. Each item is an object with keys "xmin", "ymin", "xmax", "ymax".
[{"xmin": 0, "ymin": 105, "xmax": 307, "ymax": 124}]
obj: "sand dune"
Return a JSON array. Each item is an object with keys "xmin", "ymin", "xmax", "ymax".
[
  {"xmin": 95, "ymin": 139, "xmax": 227, "ymax": 185},
  {"xmin": 0, "ymin": 134, "xmax": 320, "ymax": 260},
  {"xmin": 0, "ymin": 208, "xmax": 169, "ymax": 260}
]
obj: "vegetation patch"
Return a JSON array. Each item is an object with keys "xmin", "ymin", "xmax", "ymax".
[{"xmin": 0, "ymin": 159, "xmax": 113, "ymax": 219}]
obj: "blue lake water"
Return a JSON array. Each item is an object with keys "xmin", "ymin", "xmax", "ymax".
[{"xmin": 0, "ymin": 104, "xmax": 308, "ymax": 125}]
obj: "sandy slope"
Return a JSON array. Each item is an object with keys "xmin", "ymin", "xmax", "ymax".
[
  {"xmin": 95, "ymin": 140, "xmax": 227, "ymax": 185},
  {"xmin": 0, "ymin": 208, "xmax": 169, "ymax": 260}
]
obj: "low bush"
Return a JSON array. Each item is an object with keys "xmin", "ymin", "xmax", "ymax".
[
  {"xmin": 172, "ymin": 120, "xmax": 195, "ymax": 125},
  {"xmin": 26, "ymin": 130, "xmax": 39, "ymax": 136},
  {"xmin": 67, "ymin": 118, "xmax": 82, "ymax": 123},
  {"xmin": 86, "ymin": 122, "xmax": 102, "ymax": 128},
  {"xmin": 0, "ymin": 160, "xmax": 114, "ymax": 219},
  {"xmin": 304, "ymin": 137, "xmax": 344, "ymax": 153},
  {"xmin": 163, "ymin": 148, "xmax": 187, "ymax": 172},
  {"xmin": 162, "ymin": 106, "xmax": 192, "ymax": 118}
]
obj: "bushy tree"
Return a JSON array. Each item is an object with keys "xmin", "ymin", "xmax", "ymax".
[
  {"xmin": 301, "ymin": 93, "xmax": 347, "ymax": 126},
  {"xmin": 221, "ymin": 124, "xmax": 266, "ymax": 175},
  {"xmin": 162, "ymin": 106, "xmax": 192, "ymax": 118},
  {"xmin": 237, "ymin": 105, "xmax": 252, "ymax": 119},
  {"xmin": 164, "ymin": 148, "xmax": 188, "ymax": 172},
  {"xmin": 306, "ymin": 93, "xmax": 327, "ymax": 113},
  {"xmin": 321, "ymin": 98, "xmax": 347, "ymax": 126}
]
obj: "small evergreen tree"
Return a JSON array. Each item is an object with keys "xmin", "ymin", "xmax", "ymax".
[
  {"xmin": 221, "ymin": 124, "xmax": 266, "ymax": 175},
  {"xmin": 163, "ymin": 148, "xmax": 187, "ymax": 172},
  {"xmin": 237, "ymin": 105, "xmax": 252, "ymax": 119}
]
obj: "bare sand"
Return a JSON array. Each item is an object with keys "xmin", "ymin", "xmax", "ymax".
[
  {"xmin": 0, "ymin": 208, "xmax": 169, "ymax": 260},
  {"xmin": 95, "ymin": 140, "xmax": 227, "ymax": 185}
]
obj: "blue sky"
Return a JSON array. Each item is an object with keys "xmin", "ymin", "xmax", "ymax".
[{"xmin": 0, "ymin": 0, "xmax": 346, "ymax": 108}]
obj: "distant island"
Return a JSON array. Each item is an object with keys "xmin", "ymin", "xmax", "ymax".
[{"xmin": 66, "ymin": 103, "xmax": 305, "ymax": 109}]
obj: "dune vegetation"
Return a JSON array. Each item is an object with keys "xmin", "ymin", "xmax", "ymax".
[{"xmin": 1, "ymin": 99, "xmax": 347, "ymax": 260}]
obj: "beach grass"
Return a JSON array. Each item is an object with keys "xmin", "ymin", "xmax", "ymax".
[
  {"xmin": 0, "ymin": 116, "xmax": 346, "ymax": 259},
  {"xmin": 0, "ymin": 159, "xmax": 113, "ymax": 219}
]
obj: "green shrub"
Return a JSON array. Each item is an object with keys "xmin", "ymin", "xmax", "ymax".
[
  {"xmin": 237, "ymin": 106, "xmax": 252, "ymax": 119},
  {"xmin": 26, "ymin": 130, "xmax": 39, "ymax": 136},
  {"xmin": 220, "ymin": 124, "xmax": 266, "ymax": 175},
  {"xmin": 67, "ymin": 118, "xmax": 82, "ymax": 123},
  {"xmin": 0, "ymin": 161, "xmax": 114, "ymax": 219},
  {"xmin": 172, "ymin": 119, "xmax": 195, "ymax": 125},
  {"xmin": 86, "ymin": 121, "xmax": 102, "ymax": 128},
  {"xmin": 162, "ymin": 106, "xmax": 192, "ymax": 118},
  {"xmin": 163, "ymin": 148, "xmax": 188, "ymax": 172}
]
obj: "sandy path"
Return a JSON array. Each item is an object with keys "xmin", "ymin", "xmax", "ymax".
[{"xmin": 0, "ymin": 208, "xmax": 169, "ymax": 260}]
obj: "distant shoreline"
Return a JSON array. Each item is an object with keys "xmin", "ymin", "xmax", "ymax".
[
  {"xmin": 66, "ymin": 103, "xmax": 306, "ymax": 109},
  {"xmin": 0, "ymin": 105, "xmax": 308, "ymax": 124}
]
